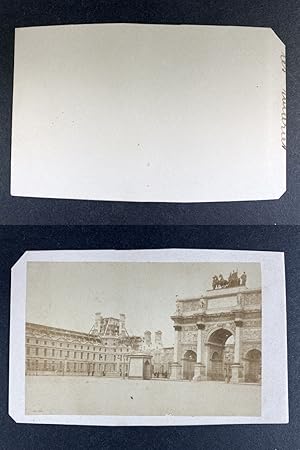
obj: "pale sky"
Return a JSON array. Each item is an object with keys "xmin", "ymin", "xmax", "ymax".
[{"xmin": 26, "ymin": 262, "xmax": 261, "ymax": 346}]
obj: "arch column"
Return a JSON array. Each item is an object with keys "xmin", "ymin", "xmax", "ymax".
[
  {"xmin": 193, "ymin": 322, "xmax": 206, "ymax": 381},
  {"xmin": 170, "ymin": 325, "xmax": 182, "ymax": 380},
  {"xmin": 231, "ymin": 319, "xmax": 243, "ymax": 383}
]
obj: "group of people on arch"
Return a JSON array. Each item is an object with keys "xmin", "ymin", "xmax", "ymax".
[{"xmin": 212, "ymin": 270, "xmax": 247, "ymax": 290}]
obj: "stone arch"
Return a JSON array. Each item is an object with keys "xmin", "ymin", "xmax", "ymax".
[
  {"xmin": 182, "ymin": 349, "xmax": 197, "ymax": 380},
  {"xmin": 205, "ymin": 323, "xmax": 235, "ymax": 344},
  {"xmin": 206, "ymin": 327, "xmax": 234, "ymax": 381},
  {"xmin": 143, "ymin": 359, "xmax": 152, "ymax": 379},
  {"xmin": 244, "ymin": 348, "xmax": 261, "ymax": 383},
  {"xmin": 242, "ymin": 346, "xmax": 261, "ymax": 360}
]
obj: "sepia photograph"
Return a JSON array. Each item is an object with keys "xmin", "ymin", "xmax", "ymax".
[
  {"xmin": 25, "ymin": 260, "xmax": 262, "ymax": 417},
  {"xmin": 9, "ymin": 249, "xmax": 288, "ymax": 426}
]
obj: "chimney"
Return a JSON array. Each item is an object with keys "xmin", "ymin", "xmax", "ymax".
[
  {"xmin": 95, "ymin": 312, "xmax": 102, "ymax": 333},
  {"xmin": 154, "ymin": 330, "xmax": 162, "ymax": 346},
  {"xmin": 119, "ymin": 313, "xmax": 126, "ymax": 336},
  {"xmin": 144, "ymin": 330, "xmax": 152, "ymax": 346}
]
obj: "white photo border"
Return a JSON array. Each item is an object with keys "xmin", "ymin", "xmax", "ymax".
[{"xmin": 9, "ymin": 249, "xmax": 288, "ymax": 426}]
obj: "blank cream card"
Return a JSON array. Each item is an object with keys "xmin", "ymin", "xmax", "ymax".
[{"xmin": 11, "ymin": 24, "xmax": 286, "ymax": 202}]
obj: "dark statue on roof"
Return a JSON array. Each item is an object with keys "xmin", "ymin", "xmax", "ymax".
[{"xmin": 212, "ymin": 271, "xmax": 247, "ymax": 290}]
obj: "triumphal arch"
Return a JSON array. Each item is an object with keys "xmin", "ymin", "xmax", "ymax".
[{"xmin": 170, "ymin": 276, "xmax": 261, "ymax": 383}]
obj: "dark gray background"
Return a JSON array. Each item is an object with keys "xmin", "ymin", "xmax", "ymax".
[
  {"xmin": 0, "ymin": 0, "xmax": 299, "ymax": 225},
  {"xmin": 0, "ymin": 225, "xmax": 299, "ymax": 449}
]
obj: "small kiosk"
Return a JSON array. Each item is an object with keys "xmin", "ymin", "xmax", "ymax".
[{"xmin": 128, "ymin": 353, "xmax": 153, "ymax": 380}]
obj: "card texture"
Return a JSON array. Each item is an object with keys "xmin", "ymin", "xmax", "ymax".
[
  {"xmin": 11, "ymin": 24, "xmax": 286, "ymax": 202},
  {"xmin": 9, "ymin": 249, "xmax": 288, "ymax": 425}
]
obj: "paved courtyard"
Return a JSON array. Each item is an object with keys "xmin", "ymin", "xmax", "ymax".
[{"xmin": 26, "ymin": 376, "xmax": 261, "ymax": 416}]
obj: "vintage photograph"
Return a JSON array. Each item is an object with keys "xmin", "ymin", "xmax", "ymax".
[{"xmin": 24, "ymin": 260, "xmax": 262, "ymax": 417}]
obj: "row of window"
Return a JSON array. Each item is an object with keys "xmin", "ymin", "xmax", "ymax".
[
  {"xmin": 26, "ymin": 349, "xmax": 129, "ymax": 361},
  {"xmin": 26, "ymin": 360, "xmax": 129, "ymax": 373},
  {"xmin": 26, "ymin": 338, "xmax": 129, "ymax": 352}
]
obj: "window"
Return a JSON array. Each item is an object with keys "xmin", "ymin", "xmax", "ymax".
[
  {"xmin": 44, "ymin": 360, "xmax": 47, "ymax": 369},
  {"xmin": 74, "ymin": 344, "xmax": 77, "ymax": 349},
  {"xmin": 87, "ymin": 346, "xmax": 89, "ymax": 350},
  {"xmin": 81, "ymin": 345, "xmax": 83, "ymax": 349},
  {"xmin": 26, "ymin": 338, "xmax": 29, "ymax": 343},
  {"xmin": 81, "ymin": 352, "xmax": 83, "ymax": 359},
  {"xmin": 87, "ymin": 353, "xmax": 89, "ymax": 359},
  {"xmin": 35, "ymin": 348, "xmax": 38, "ymax": 356},
  {"xmin": 59, "ymin": 350, "xmax": 62, "ymax": 357},
  {"xmin": 66, "ymin": 351, "xmax": 69, "ymax": 357},
  {"xmin": 44, "ymin": 340, "xmax": 47, "ymax": 345},
  {"xmin": 52, "ymin": 349, "xmax": 55, "ymax": 356},
  {"xmin": 93, "ymin": 354, "xmax": 95, "ymax": 360},
  {"xmin": 52, "ymin": 342, "xmax": 55, "ymax": 346},
  {"xmin": 26, "ymin": 347, "xmax": 30, "ymax": 355},
  {"xmin": 59, "ymin": 361, "xmax": 63, "ymax": 369},
  {"xmin": 44, "ymin": 348, "xmax": 47, "ymax": 356},
  {"xmin": 74, "ymin": 352, "xmax": 77, "ymax": 358},
  {"xmin": 60, "ymin": 343, "xmax": 62, "ymax": 347},
  {"xmin": 67, "ymin": 344, "xmax": 69, "ymax": 348},
  {"xmin": 36, "ymin": 339, "xmax": 39, "ymax": 344}
]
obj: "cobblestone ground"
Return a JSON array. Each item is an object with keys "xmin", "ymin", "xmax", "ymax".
[{"xmin": 26, "ymin": 376, "xmax": 261, "ymax": 416}]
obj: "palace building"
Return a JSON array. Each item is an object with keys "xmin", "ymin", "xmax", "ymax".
[
  {"xmin": 170, "ymin": 281, "xmax": 262, "ymax": 383},
  {"xmin": 26, "ymin": 274, "xmax": 260, "ymax": 383},
  {"xmin": 25, "ymin": 313, "xmax": 142, "ymax": 377}
]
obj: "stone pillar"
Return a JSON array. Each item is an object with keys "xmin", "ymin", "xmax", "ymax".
[
  {"xmin": 196, "ymin": 323, "xmax": 205, "ymax": 363},
  {"xmin": 193, "ymin": 322, "xmax": 205, "ymax": 381},
  {"xmin": 170, "ymin": 325, "xmax": 182, "ymax": 380},
  {"xmin": 231, "ymin": 319, "xmax": 243, "ymax": 383},
  {"xmin": 173, "ymin": 325, "xmax": 181, "ymax": 363}
]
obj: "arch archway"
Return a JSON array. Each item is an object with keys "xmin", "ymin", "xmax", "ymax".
[
  {"xmin": 182, "ymin": 350, "xmax": 197, "ymax": 380},
  {"xmin": 207, "ymin": 328, "xmax": 234, "ymax": 381},
  {"xmin": 143, "ymin": 359, "xmax": 151, "ymax": 380},
  {"xmin": 244, "ymin": 349, "xmax": 261, "ymax": 383}
]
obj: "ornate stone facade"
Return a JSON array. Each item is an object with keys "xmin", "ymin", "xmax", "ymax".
[
  {"xmin": 170, "ymin": 286, "xmax": 262, "ymax": 383},
  {"xmin": 25, "ymin": 314, "xmax": 142, "ymax": 377},
  {"xmin": 26, "ymin": 316, "xmax": 174, "ymax": 379}
]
